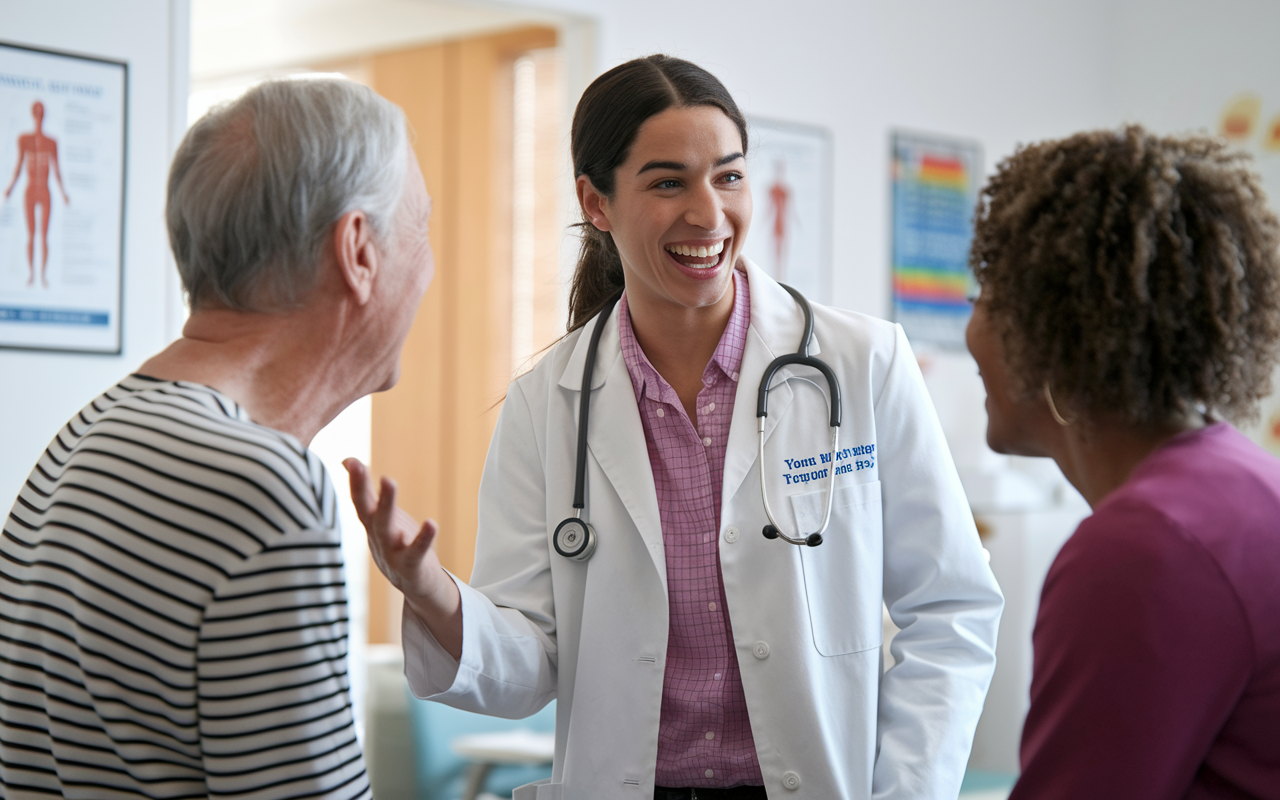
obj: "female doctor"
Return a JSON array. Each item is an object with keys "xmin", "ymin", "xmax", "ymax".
[{"xmin": 347, "ymin": 55, "xmax": 1002, "ymax": 800}]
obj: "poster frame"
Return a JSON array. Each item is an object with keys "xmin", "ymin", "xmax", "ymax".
[
  {"xmin": 0, "ymin": 38, "xmax": 128, "ymax": 356},
  {"xmin": 745, "ymin": 115, "xmax": 834, "ymax": 304},
  {"xmin": 888, "ymin": 128, "xmax": 983, "ymax": 350}
]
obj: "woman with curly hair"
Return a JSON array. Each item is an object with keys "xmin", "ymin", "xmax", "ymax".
[{"xmin": 966, "ymin": 125, "xmax": 1280, "ymax": 799}]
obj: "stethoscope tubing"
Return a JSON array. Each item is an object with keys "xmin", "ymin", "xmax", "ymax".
[
  {"xmin": 756, "ymin": 284, "xmax": 842, "ymax": 546},
  {"xmin": 571, "ymin": 294, "xmax": 621, "ymax": 513}
]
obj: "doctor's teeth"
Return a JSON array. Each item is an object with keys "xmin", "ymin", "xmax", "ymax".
[{"xmin": 666, "ymin": 241, "xmax": 725, "ymax": 258}]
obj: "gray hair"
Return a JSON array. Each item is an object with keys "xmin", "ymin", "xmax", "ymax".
[{"xmin": 167, "ymin": 78, "xmax": 410, "ymax": 311}]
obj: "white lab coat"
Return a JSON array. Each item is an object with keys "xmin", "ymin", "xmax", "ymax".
[{"xmin": 403, "ymin": 260, "xmax": 1002, "ymax": 799}]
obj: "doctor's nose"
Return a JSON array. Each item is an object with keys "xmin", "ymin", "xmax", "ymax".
[{"xmin": 683, "ymin": 182, "xmax": 725, "ymax": 231}]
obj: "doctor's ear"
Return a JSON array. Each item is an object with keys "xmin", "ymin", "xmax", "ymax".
[{"xmin": 576, "ymin": 175, "xmax": 612, "ymax": 232}]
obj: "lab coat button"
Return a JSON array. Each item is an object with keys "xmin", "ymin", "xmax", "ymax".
[
  {"xmin": 782, "ymin": 771, "xmax": 801, "ymax": 790},
  {"xmin": 724, "ymin": 527, "xmax": 739, "ymax": 543},
  {"xmin": 752, "ymin": 641, "xmax": 770, "ymax": 659}
]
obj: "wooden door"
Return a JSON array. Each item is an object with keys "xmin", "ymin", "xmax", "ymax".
[{"xmin": 365, "ymin": 26, "xmax": 559, "ymax": 644}]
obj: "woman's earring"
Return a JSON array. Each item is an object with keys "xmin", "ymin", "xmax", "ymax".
[{"xmin": 1043, "ymin": 383, "xmax": 1073, "ymax": 426}]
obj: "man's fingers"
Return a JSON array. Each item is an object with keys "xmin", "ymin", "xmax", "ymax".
[
  {"xmin": 343, "ymin": 458, "xmax": 377, "ymax": 523},
  {"xmin": 373, "ymin": 476, "xmax": 399, "ymax": 540},
  {"xmin": 412, "ymin": 518, "xmax": 440, "ymax": 555}
]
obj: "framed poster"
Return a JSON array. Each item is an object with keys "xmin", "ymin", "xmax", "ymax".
[
  {"xmin": 890, "ymin": 130, "xmax": 982, "ymax": 349},
  {"xmin": 744, "ymin": 117, "xmax": 833, "ymax": 303},
  {"xmin": 0, "ymin": 40, "xmax": 127, "ymax": 354}
]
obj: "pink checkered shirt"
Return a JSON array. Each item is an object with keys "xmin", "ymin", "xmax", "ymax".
[{"xmin": 617, "ymin": 269, "xmax": 763, "ymax": 788}]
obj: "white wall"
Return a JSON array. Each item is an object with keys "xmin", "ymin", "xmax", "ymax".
[
  {"xmin": 0, "ymin": 0, "xmax": 190, "ymax": 510},
  {"xmin": 495, "ymin": 0, "xmax": 1118, "ymax": 316}
]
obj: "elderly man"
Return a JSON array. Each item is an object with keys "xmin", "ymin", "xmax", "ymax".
[{"xmin": 0, "ymin": 79, "xmax": 430, "ymax": 799}]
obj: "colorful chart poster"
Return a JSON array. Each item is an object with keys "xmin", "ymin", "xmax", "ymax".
[
  {"xmin": 0, "ymin": 41, "xmax": 127, "ymax": 354},
  {"xmin": 891, "ymin": 130, "xmax": 982, "ymax": 349},
  {"xmin": 745, "ymin": 117, "xmax": 833, "ymax": 303}
]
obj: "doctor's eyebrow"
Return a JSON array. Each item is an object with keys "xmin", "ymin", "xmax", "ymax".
[{"xmin": 636, "ymin": 152, "xmax": 745, "ymax": 175}]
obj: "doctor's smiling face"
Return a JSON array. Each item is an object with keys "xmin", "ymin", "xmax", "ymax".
[{"xmin": 578, "ymin": 104, "xmax": 751, "ymax": 318}]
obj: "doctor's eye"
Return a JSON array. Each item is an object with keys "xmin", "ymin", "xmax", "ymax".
[{"xmin": 653, "ymin": 178, "xmax": 682, "ymax": 190}]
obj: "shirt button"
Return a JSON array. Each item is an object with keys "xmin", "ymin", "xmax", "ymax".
[
  {"xmin": 708, "ymin": 602, "xmax": 717, "ymax": 611},
  {"xmin": 702, "ymin": 436, "xmax": 712, "ymax": 446},
  {"xmin": 753, "ymin": 641, "xmax": 770, "ymax": 659},
  {"xmin": 713, "ymin": 672, "xmax": 722, "ymax": 680},
  {"xmin": 724, "ymin": 527, "xmax": 739, "ymax": 543},
  {"xmin": 705, "ymin": 732, "xmax": 715, "ymax": 740},
  {"xmin": 783, "ymin": 771, "xmax": 801, "ymax": 790},
  {"xmin": 707, "ymin": 402, "xmax": 715, "ymax": 412},
  {"xmin": 656, "ymin": 408, "xmax": 665, "ymax": 418},
  {"xmin": 705, "ymin": 769, "xmax": 714, "ymax": 779}
]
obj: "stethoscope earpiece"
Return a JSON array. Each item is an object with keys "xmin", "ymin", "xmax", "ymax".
[{"xmin": 764, "ymin": 526, "xmax": 822, "ymax": 546}]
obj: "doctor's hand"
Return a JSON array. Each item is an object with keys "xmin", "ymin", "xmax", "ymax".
[{"xmin": 344, "ymin": 458, "xmax": 463, "ymax": 661}]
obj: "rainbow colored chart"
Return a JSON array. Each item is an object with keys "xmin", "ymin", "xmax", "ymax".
[{"xmin": 891, "ymin": 133, "xmax": 981, "ymax": 348}]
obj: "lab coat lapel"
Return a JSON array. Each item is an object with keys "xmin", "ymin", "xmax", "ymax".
[
  {"xmin": 721, "ymin": 259, "xmax": 822, "ymax": 507},
  {"xmin": 558, "ymin": 304, "xmax": 667, "ymax": 586}
]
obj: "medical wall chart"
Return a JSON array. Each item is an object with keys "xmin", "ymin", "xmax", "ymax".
[
  {"xmin": 0, "ymin": 41, "xmax": 127, "ymax": 354},
  {"xmin": 744, "ymin": 117, "xmax": 833, "ymax": 303},
  {"xmin": 890, "ymin": 130, "xmax": 982, "ymax": 349}
]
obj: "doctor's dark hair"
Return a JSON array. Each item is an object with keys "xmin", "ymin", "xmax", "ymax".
[
  {"xmin": 567, "ymin": 54, "xmax": 748, "ymax": 331},
  {"xmin": 970, "ymin": 125, "xmax": 1280, "ymax": 425}
]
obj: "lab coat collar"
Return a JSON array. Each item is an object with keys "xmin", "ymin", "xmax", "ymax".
[
  {"xmin": 740, "ymin": 256, "xmax": 822, "ymax": 357},
  {"xmin": 720, "ymin": 257, "xmax": 817, "ymax": 507},
  {"xmin": 558, "ymin": 301, "xmax": 618, "ymax": 392}
]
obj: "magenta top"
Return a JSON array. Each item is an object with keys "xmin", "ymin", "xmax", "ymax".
[
  {"xmin": 616, "ymin": 269, "xmax": 763, "ymax": 789},
  {"xmin": 1011, "ymin": 423, "xmax": 1280, "ymax": 800}
]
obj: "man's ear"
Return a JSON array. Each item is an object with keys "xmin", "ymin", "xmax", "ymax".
[
  {"xmin": 576, "ymin": 175, "xmax": 612, "ymax": 232},
  {"xmin": 332, "ymin": 210, "xmax": 377, "ymax": 305}
]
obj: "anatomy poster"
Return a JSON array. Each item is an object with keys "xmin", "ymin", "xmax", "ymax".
[
  {"xmin": 0, "ymin": 41, "xmax": 126, "ymax": 353},
  {"xmin": 890, "ymin": 130, "xmax": 982, "ymax": 349},
  {"xmin": 744, "ymin": 117, "xmax": 833, "ymax": 303}
]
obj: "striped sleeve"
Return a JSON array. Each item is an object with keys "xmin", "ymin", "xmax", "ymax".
[
  {"xmin": 1, "ymin": 377, "xmax": 371, "ymax": 800},
  {"xmin": 197, "ymin": 530, "xmax": 369, "ymax": 800}
]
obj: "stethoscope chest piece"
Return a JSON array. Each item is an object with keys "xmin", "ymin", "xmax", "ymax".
[{"xmin": 554, "ymin": 517, "xmax": 597, "ymax": 561}]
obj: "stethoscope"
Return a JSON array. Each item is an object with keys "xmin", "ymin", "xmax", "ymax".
[{"xmin": 552, "ymin": 284, "xmax": 842, "ymax": 562}]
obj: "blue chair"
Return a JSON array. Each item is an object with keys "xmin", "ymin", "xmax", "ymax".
[{"xmin": 405, "ymin": 691, "xmax": 555, "ymax": 800}]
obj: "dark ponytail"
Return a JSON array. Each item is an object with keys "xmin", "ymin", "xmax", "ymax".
[{"xmin": 567, "ymin": 54, "xmax": 748, "ymax": 331}]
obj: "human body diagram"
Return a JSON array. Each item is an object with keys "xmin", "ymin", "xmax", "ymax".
[
  {"xmin": 766, "ymin": 158, "xmax": 796, "ymax": 283},
  {"xmin": 5, "ymin": 101, "xmax": 70, "ymax": 288}
]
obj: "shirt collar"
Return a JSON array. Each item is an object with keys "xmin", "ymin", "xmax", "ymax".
[{"xmin": 617, "ymin": 267, "xmax": 752, "ymax": 404}]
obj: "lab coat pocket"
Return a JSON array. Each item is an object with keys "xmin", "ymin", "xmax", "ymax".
[{"xmin": 791, "ymin": 480, "xmax": 884, "ymax": 657}]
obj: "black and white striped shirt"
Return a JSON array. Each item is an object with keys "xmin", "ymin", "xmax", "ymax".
[{"xmin": 1, "ymin": 375, "xmax": 371, "ymax": 800}]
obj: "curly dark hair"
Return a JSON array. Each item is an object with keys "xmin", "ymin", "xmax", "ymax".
[{"xmin": 970, "ymin": 125, "xmax": 1280, "ymax": 425}]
